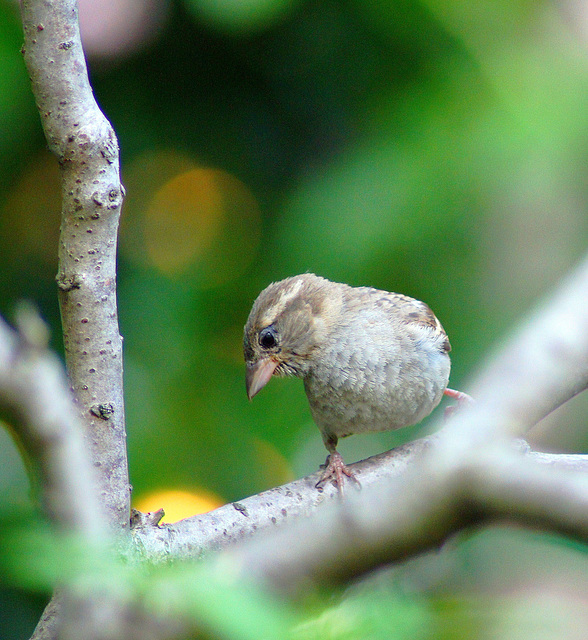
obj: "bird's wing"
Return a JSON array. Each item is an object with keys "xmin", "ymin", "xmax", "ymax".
[{"xmin": 346, "ymin": 287, "xmax": 451, "ymax": 352}]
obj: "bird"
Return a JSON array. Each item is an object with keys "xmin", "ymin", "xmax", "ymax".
[{"xmin": 243, "ymin": 273, "xmax": 471, "ymax": 491}]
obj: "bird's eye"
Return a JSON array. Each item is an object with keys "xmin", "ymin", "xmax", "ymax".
[{"xmin": 259, "ymin": 326, "xmax": 278, "ymax": 349}]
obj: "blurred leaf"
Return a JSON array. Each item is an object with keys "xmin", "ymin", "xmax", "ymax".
[
  {"xmin": 294, "ymin": 584, "xmax": 432, "ymax": 640},
  {"xmin": 146, "ymin": 562, "xmax": 297, "ymax": 640}
]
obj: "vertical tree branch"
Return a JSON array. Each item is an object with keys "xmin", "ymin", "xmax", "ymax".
[{"xmin": 20, "ymin": 0, "xmax": 130, "ymax": 532}]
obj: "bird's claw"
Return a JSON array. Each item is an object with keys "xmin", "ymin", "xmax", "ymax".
[{"xmin": 316, "ymin": 451, "xmax": 361, "ymax": 494}]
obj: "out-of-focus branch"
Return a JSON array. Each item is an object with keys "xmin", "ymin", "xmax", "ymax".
[
  {"xmin": 0, "ymin": 308, "xmax": 112, "ymax": 640},
  {"xmin": 219, "ymin": 450, "xmax": 588, "ymax": 593},
  {"xmin": 0, "ymin": 308, "xmax": 105, "ymax": 540},
  {"xmin": 435, "ymin": 250, "xmax": 588, "ymax": 457},
  {"xmin": 20, "ymin": 0, "xmax": 130, "ymax": 532}
]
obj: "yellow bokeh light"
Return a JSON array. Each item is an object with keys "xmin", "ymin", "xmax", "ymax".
[
  {"xmin": 144, "ymin": 164, "xmax": 262, "ymax": 283},
  {"xmin": 144, "ymin": 168, "xmax": 224, "ymax": 275},
  {"xmin": 134, "ymin": 488, "xmax": 224, "ymax": 523},
  {"xmin": 121, "ymin": 150, "xmax": 262, "ymax": 286}
]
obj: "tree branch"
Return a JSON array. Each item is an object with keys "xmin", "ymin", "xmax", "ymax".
[
  {"xmin": 130, "ymin": 437, "xmax": 588, "ymax": 561},
  {"xmin": 0, "ymin": 307, "xmax": 105, "ymax": 540},
  {"xmin": 0, "ymin": 308, "xmax": 117, "ymax": 640},
  {"xmin": 439, "ymin": 250, "xmax": 588, "ymax": 452},
  {"xmin": 0, "ymin": 309, "xmax": 181, "ymax": 640},
  {"xmin": 18, "ymin": 2, "xmax": 132, "ymax": 638},
  {"xmin": 20, "ymin": 0, "xmax": 130, "ymax": 532}
]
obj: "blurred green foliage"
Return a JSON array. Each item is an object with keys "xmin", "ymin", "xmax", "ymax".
[{"xmin": 1, "ymin": 0, "xmax": 588, "ymax": 637}]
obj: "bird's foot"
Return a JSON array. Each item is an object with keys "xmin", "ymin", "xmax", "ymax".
[
  {"xmin": 316, "ymin": 451, "xmax": 361, "ymax": 494},
  {"xmin": 443, "ymin": 387, "xmax": 474, "ymax": 418}
]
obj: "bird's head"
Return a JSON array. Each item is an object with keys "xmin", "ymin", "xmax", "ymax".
[{"xmin": 243, "ymin": 274, "xmax": 339, "ymax": 399}]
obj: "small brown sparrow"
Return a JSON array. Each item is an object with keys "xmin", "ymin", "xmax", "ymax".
[{"xmin": 243, "ymin": 274, "xmax": 470, "ymax": 491}]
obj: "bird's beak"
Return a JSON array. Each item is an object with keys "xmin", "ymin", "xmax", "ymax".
[{"xmin": 246, "ymin": 358, "xmax": 279, "ymax": 400}]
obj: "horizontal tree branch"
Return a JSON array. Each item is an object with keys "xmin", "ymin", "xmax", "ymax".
[
  {"xmin": 130, "ymin": 437, "xmax": 588, "ymax": 562},
  {"xmin": 213, "ymin": 448, "xmax": 588, "ymax": 593}
]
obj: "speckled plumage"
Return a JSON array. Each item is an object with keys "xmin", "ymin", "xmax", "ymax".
[{"xmin": 244, "ymin": 274, "xmax": 464, "ymax": 490}]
